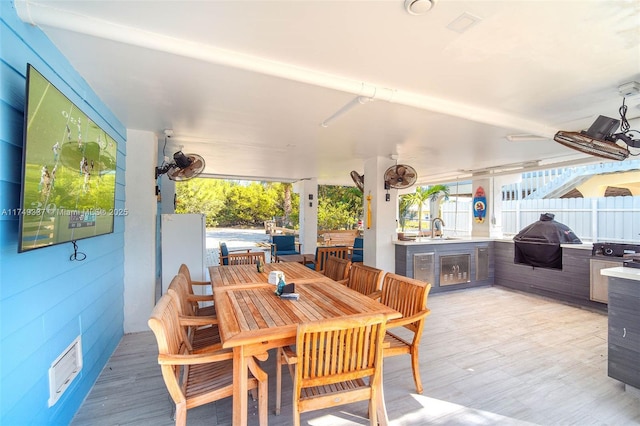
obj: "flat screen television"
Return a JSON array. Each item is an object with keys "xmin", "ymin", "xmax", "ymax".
[{"xmin": 18, "ymin": 64, "xmax": 118, "ymax": 253}]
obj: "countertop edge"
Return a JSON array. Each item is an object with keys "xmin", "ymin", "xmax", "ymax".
[
  {"xmin": 393, "ymin": 238, "xmax": 593, "ymax": 249},
  {"xmin": 601, "ymin": 266, "xmax": 640, "ymax": 281},
  {"xmin": 393, "ymin": 237, "xmax": 494, "ymax": 245}
]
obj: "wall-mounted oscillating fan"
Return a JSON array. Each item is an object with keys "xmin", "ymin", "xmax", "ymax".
[
  {"xmin": 155, "ymin": 151, "xmax": 206, "ymax": 181},
  {"xmin": 384, "ymin": 164, "xmax": 417, "ymax": 189},
  {"xmin": 350, "ymin": 170, "xmax": 364, "ymax": 192},
  {"xmin": 553, "ymin": 104, "xmax": 640, "ymax": 161}
]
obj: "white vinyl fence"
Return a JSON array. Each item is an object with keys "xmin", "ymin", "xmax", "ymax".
[
  {"xmin": 441, "ymin": 198, "xmax": 472, "ymax": 237},
  {"xmin": 440, "ymin": 196, "xmax": 640, "ymax": 243}
]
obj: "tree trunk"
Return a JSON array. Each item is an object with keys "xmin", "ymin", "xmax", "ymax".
[{"xmin": 283, "ymin": 183, "xmax": 292, "ymax": 227}]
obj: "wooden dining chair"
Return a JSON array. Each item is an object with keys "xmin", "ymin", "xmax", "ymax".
[
  {"xmin": 275, "ymin": 313, "xmax": 388, "ymax": 426},
  {"xmin": 219, "ymin": 242, "xmax": 251, "ymax": 265},
  {"xmin": 341, "ymin": 262, "xmax": 385, "ymax": 296},
  {"xmin": 323, "ymin": 255, "xmax": 351, "ymax": 281},
  {"xmin": 167, "ymin": 274, "xmax": 221, "ymax": 353},
  {"xmin": 373, "ymin": 273, "xmax": 432, "ymax": 394},
  {"xmin": 177, "ymin": 264, "xmax": 215, "ymax": 317},
  {"xmin": 149, "ymin": 293, "xmax": 268, "ymax": 426},
  {"xmin": 307, "ymin": 246, "xmax": 350, "ymax": 272},
  {"xmin": 227, "ymin": 250, "xmax": 266, "ymax": 265}
]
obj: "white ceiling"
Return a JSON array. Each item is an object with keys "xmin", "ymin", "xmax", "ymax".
[{"xmin": 16, "ymin": 0, "xmax": 640, "ymax": 185}]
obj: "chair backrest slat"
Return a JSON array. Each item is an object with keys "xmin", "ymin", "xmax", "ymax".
[
  {"xmin": 323, "ymin": 255, "xmax": 351, "ymax": 281},
  {"xmin": 380, "ymin": 273, "xmax": 431, "ymax": 332},
  {"xmin": 167, "ymin": 274, "xmax": 196, "ymax": 317},
  {"xmin": 228, "ymin": 251, "xmax": 266, "ymax": 265},
  {"xmin": 345, "ymin": 263, "xmax": 385, "ymax": 296},
  {"xmin": 296, "ymin": 313, "xmax": 386, "ymax": 387},
  {"xmin": 314, "ymin": 246, "xmax": 349, "ymax": 272},
  {"xmin": 148, "ymin": 293, "xmax": 190, "ymax": 403}
]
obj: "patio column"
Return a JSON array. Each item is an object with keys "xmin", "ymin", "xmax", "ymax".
[
  {"xmin": 363, "ymin": 156, "xmax": 397, "ymax": 271},
  {"xmin": 124, "ymin": 129, "xmax": 158, "ymax": 333},
  {"xmin": 296, "ymin": 178, "xmax": 318, "ymax": 254}
]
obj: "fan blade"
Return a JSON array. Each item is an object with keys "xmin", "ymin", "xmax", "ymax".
[
  {"xmin": 350, "ymin": 170, "xmax": 364, "ymax": 192},
  {"xmin": 168, "ymin": 153, "xmax": 206, "ymax": 181},
  {"xmin": 554, "ymin": 131, "xmax": 629, "ymax": 161},
  {"xmin": 385, "ymin": 164, "xmax": 418, "ymax": 189}
]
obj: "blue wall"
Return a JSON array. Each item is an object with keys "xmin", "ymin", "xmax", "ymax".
[{"xmin": 0, "ymin": 1, "xmax": 126, "ymax": 423}]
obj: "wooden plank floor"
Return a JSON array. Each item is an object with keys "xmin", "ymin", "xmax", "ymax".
[{"xmin": 71, "ymin": 286, "xmax": 640, "ymax": 425}]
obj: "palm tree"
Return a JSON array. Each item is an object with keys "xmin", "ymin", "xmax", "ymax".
[
  {"xmin": 283, "ymin": 183, "xmax": 292, "ymax": 227},
  {"xmin": 426, "ymin": 184, "xmax": 450, "ymax": 222},
  {"xmin": 403, "ymin": 185, "xmax": 450, "ymax": 235},
  {"xmin": 398, "ymin": 194, "xmax": 413, "ymax": 232},
  {"xmin": 404, "ymin": 187, "xmax": 431, "ymax": 235}
]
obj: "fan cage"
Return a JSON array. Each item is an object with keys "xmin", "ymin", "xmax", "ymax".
[
  {"xmin": 554, "ymin": 131, "xmax": 629, "ymax": 161},
  {"xmin": 384, "ymin": 165, "xmax": 417, "ymax": 189}
]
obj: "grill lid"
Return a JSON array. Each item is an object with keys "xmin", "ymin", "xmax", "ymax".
[
  {"xmin": 513, "ymin": 213, "xmax": 581, "ymax": 270},
  {"xmin": 514, "ymin": 213, "xmax": 581, "ymax": 244}
]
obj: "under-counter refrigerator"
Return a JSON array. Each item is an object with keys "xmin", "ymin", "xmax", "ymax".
[{"xmin": 161, "ymin": 213, "xmax": 206, "ymax": 295}]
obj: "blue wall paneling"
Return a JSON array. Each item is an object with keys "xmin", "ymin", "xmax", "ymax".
[{"xmin": 1, "ymin": 1, "xmax": 127, "ymax": 423}]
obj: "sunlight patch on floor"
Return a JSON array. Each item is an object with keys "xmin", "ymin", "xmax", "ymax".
[{"xmin": 396, "ymin": 394, "xmax": 538, "ymax": 425}]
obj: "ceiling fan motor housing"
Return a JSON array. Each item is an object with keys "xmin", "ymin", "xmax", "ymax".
[{"xmin": 173, "ymin": 151, "xmax": 193, "ymax": 169}]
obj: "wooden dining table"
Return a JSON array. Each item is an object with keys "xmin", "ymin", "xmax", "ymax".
[
  {"xmin": 208, "ymin": 262, "xmax": 400, "ymax": 426},
  {"xmin": 209, "ymin": 261, "xmax": 320, "ymax": 287}
]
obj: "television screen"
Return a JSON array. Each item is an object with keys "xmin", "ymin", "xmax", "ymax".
[{"xmin": 18, "ymin": 64, "xmax": 118, "ymax": 253}]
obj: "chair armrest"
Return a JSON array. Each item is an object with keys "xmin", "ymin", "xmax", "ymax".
[
  {"xmin": 189, "ymin": 279, "xmax": 210, "ymax": 286},
  {"xmin": 387, "ymin": 308, "xmax": 431, "ymax": 329},
  {"xmin": 179, "ymin": 314, "xmax": 219, "ymax": 326},
  {"xmin": 367, "ymin": 290, "xmax": 382, "ymax": 301},
  {"xmin": 158, "ymin": 349, "xmax": 232, "ymax": 365},
  {"xmin": 247, "ymin": 356, "xmax": 268, "ymax": 381},
  {"xmin": 187, "ymin": 294, "xmax": 214, "ymax": 303},
  {"xmin": 192, "ymin": 342, "xmax": 225, "ymax": 354},
  {"xmin": 280, "ymin": 346, "xmax": 298, "ymax": 365}
]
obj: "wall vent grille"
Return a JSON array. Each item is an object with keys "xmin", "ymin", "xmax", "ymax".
[{"xmin": 48, "ymin": 336, "xmax": 82, "ymax": 407}]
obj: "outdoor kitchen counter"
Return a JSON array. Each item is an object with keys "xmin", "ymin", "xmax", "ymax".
[
  {"xmin": 494, "ymin": 240, "xmax": 608, "ymax": 311},
  {"xmin": 601, "ymin": 266, "xmax": 640, "ymax": 393},
  {"xmin": 394, "ymin": 237, "xmax": 494, "ymax": 293},
  {"xmin": 601, "ymin": 266, "xmax": 640, "ymax": 281},
  {"xmin": 393, "ymin": 236, "xmax": 494, "ymax": 245}
]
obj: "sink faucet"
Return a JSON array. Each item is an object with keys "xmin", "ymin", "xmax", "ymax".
[{"xmin": 431, "ymin": 217, "xmax": 445, "ymax": 238}]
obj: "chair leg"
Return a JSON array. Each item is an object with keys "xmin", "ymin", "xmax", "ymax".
[
  {"xmin": 275, "ymin": 347, "xmax": 283, "ymax": 415},
  {"xmin": 246, "ymin": 357, "xmax": 269, "ymax": 425},
  {"xmin": 292, "ymin": 398, "xmax": 301, "ymax": 426},
  {"xmin": 368, "ymin": 396, "xmax": 378, "ymax": 426},
  {"xmin": 411, "ymin": 347, "xmax": 423, "ymax": 394},
  {"xmin": 174, "ymin": 402, "xmax": 187, "ymax": 426},
  {"xmin": 258, "ymin": 375, "xmax": 268, "ymax": 426}
]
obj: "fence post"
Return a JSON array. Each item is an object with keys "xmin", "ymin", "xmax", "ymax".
[{"xmin": 591, "ymin": 198, "xmax": 598, "ymax": 242}]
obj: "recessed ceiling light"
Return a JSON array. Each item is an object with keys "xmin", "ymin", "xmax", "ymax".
[
  {"xmin": 447, "ymin": 12, "xmax": 482, "ymax": 33},
  {"xmin": 404, "ymin": 0, "xmax": 435, "ymax": 16}
]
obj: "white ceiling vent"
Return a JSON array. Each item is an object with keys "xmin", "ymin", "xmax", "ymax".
[
  {"xmin": 447, "ymin": 12, "xmax": 483, "ymax": 33},
  {"xmin": 48, "ymin": 336, "xmax": 83, "ymax": 407},
  {"xmin": 404, "ymin": 0, "xmax": 435, "ymax": 15}
]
